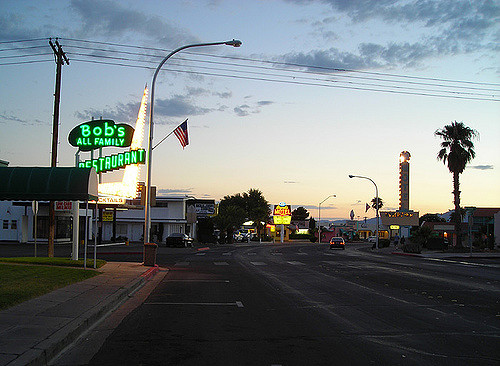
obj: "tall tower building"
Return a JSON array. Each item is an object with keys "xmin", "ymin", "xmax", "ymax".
[{"xmin": 399, "ymin": 151, "xmax": 411, "ymax": 211}]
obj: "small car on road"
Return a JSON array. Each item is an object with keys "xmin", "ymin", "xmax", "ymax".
[
  {"xmin": 165, "ymin": 233, "xmax": 194, "ymax": 247},
  {"xmin": 329, "ymin": 237, "xmax": 345, "ymax": 250}
]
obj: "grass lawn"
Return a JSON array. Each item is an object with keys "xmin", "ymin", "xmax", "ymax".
[{"xmin": 0, "ymin": 257, "xmax": 106, "ymax": 311}]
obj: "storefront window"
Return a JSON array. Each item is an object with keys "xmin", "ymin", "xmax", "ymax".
[
  {"xmin": 3, "ymin": 220, "xmax": 8, "ymax": 229},
  {"xmin": 11, "ymin": 220, "xmax": 17, "ymax": 230}
]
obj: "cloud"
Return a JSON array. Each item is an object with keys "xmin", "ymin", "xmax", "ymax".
[
  {"xmin": 0, "ymin": 112, "xmax": 48, "ymax": 126},
  {"xmin": 234, "ymin": 100, "xmax": 274, "ymax": 117},
  {"xmin": 155, "ymin": 94, "xmax": 213, "ymax": 119},
  {"xmin": 283, "ymin": 0, "xmax": 499, "ymax": 69},
  {"xmin": 70, "ymin": 0, "xmax": 197, "ymax": 45},
  {"xmin": 74, "ymin": 101, "xmax": 140, "ymax": 123},
  {"xmin": 234, "ymin": 104, "xmax": 251, "ymax": 117},
  {"xmin": 158, "ymin": 188, "xmax": 193, "ymax": 195},
  {"xmin": 469, "ymin": 165, "xmax": 494, "ymax": 170}
]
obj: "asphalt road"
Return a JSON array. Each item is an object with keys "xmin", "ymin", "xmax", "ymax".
[{"xmin": 43, "ymin": 242, "xmax": 498, "ymax": 366}]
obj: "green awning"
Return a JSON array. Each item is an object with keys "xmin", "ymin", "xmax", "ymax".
[{"xmin": 0, "ymin": 167, "xmax": 98, "ymax": 201}]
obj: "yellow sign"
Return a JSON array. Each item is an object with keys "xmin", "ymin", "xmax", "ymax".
[
  {"xmin": 98, "ymin": 196, "xmax": 126, "ymax": 205},
  {"xmin": 273, "ymin": 215, "xmax": 292, "ymax": 225},
  {"xmin": 273, "ymin": 204, "xmax": 291, "ymax": 216},
  {"xmin": 390, "ymin": 225, "xmax": 400, "ymax": 230},
  {"xmin": 380, "ymin": 211, "xmax": 419, "ymax": 226},
  {"xmin": 102, "ymin": 211, "xmax": 114, "ymax": 222}
]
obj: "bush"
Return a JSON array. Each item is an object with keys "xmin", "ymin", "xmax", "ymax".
[
  {"xmin": 289, "ymin": 233, "xmax": 313, "ymax": 240},
  {"xmin": 378, "ymin": 239, "xmax": 390, "ymax": 248},
  {"xmin": 402, "ymin": 241, "xmax": 422, "ymax": 254},
  {"xmin": 425, "ymin": 237, "xmax": 447, "ymax": 250}
]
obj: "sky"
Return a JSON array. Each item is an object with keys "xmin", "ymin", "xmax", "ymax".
[{"xmin": 0, "ymin": 0, "xmax": 499, "ymax": 220}]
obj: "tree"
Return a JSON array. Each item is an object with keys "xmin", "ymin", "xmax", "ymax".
[
  {"xmin": 435, "ymin": 121, "xmax": 478, "ymax": 248},
  {"xmin": 215, "ymin": 189, "xmax": 270, "ymax": 241},
  {"xmin": 292, "ymin": 206, "xmax": 309, "ymax": 221},
  {"xmin": 419, "ymin": 213, "xmax": 446, "ymax": 226},
  {"xmin": 214, "ymin": 203, "xmax": 246, "ymax": 243},
  {"xmin": 371, "ymin": 197, "xmax": 384, "ymax": 210},
  {"xmin": 242, "ymin": 189, "xmax": 271, "ymax": 238}
]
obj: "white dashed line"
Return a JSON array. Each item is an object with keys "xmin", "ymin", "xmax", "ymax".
[
  {"xmin": 250, "ymin": 261, "xmax": 267, "ymax": 266},
  {"xmin": 214, "ymin": 261, "xmax": 229, "ymax": 266},
  {"xmin": 287, "ymin": 261, "xmax": 305, "ymax": 265},
  {"xmin": 174, "ymin": 262, "xmax": 190, "ymax": 266}
]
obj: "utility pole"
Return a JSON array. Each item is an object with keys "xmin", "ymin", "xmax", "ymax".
[{"xmin": 48, "ymin": 38, "xmax": 69, "ymax": 257}]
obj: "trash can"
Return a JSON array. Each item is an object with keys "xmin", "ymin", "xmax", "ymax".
[{"xmin": 143, "ymin": 242, "xmax": 158, "ymax": 266}]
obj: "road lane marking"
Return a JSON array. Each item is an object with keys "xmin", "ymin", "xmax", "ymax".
[
  {"xmin": 297, "ymin": 252, "xmax": 308, "ymax": 255},
  {"xmin": 287, "ymin": 261, "xmax": 305, "ymax": 265},
  {"xmin": 250, "ymin": 261, "xmax": 267, "ymax": 266},
  {"xmin": 166, "ymin": 279, "xmax": 230, "ymax": 283},
  {"xmin": 248, "ymin": 252, "xmax": 257, "ymax": 256},
  {"xmin": 144, "ymin": 302, "xmax": 244, "ymax": 307},
  {"xmin": 196, "ymin": 252, "xmax": 206, "ymax": 256},
  {"xmin": 271, "ymin": 252, "xmax": 283, "ymax": 255},
  {"xmin": 222, "ymin": 252, "xmax": 232, "ymax": 256},
  {"xmin": 174, "ymin": 262, "xmax": 190, "ymax": 266},
  {"xmin": 214, "ymin": 261, "xmax": 229, "ymax": 266}
]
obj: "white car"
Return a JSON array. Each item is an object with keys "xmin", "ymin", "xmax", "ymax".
[{"xmin": 367, "ymin": 236, "xmax": 377, "ymax": 243}]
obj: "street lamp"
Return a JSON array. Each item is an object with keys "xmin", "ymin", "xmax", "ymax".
[
  {"xmin": 318, "ymin": 195, "xmax": 336, "ymax": 243},
  {"xmin": 349, "ymin": 174, "xmax": 379, "ymax": 249},
  {"xmin": 144, "ymin": 39, "xmax": 242, "ymax": 245}
]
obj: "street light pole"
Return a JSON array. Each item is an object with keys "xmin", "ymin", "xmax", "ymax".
[
  {"xmin": 144, "ymin": 40, "xmax": 242, "ymax": 245},
  {"xmin": 318, "ymin": 195, "xmax": 336, "ymax": 243},
  {"xmin": 349, "ymin": 175, "xmax": 379, "ymax": 249}
]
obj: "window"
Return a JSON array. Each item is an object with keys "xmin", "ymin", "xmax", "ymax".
[
  {"xmin": 3, "ymin": 220, "xmax": 8, "ymax": 229},
  {"xmin": 11, "ymin": 220, "xmax": 17, "ymax": 230}
]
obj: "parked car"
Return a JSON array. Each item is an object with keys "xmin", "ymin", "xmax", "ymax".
[
  {"xmin": 165, "ymin": 233, "xmax": 193, "ymax": 247},
  {"xmin": 329, "ymin": 237, "xmax": 345, "ymax": 250}
]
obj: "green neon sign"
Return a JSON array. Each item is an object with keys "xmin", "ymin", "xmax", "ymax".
[
  {"xmin": 68, "ymin": 119, "xmax": 134, "ymax": 151},
  {"xmin": 78, "ymin": 149, "xmax": 146, "ymax": 173}
]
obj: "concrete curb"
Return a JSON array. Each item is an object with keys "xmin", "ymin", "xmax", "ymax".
[
  {"xmin": 5, "ymin": 265, "xmax": 157, "ymax": 366},
  {"xmin": 391, "ymin": 251, "xmax": 422, "ymax": 257}
]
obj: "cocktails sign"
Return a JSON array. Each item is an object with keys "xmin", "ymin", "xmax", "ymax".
[{"xmin": 68, "ymin": 119, "xmax": 134, "ymax": 151}]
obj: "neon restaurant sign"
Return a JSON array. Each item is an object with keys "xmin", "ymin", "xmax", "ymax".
[
  {"xmin": 70, "ymin": 86, "xmax": 149, "ymax": 200},
  {"xmin": 69, "ymin": 120, "xmax": 134, "ymax": 151},
  {"xmin": 78, "ymin": 148, "xmax": 146, "ymax": 173}
]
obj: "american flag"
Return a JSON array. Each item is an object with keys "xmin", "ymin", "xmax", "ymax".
[{"xmin": 174, "ymin": 119, "xmax": 189, "ymax": 148}]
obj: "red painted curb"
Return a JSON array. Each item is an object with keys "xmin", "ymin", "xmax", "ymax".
[
  {"xmin": 197, "ymin": 247, "xmax": 211, "ymax": 251},
  {"xmin": 391, "ymin": 252, "xmax": 421, "ymax": 257},
  {"xmin": 141, "ymin": 264, "xmax": 159, "ymax": 279}
]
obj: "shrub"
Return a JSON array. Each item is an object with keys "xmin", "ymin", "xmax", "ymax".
[
  {"xmin": 289, "ymin": 233, "xmax": 313, "ymax": 240},
  {"xmin": 425, "ymin": 237, "xmax": 447, "ymax": 250},
  {"xmin": 402, "ymin": 241, "xmax": 422, "ymax": 254},
  {"xmin": 378, "ymin": 239, "xmax": 390, "ymax": 248}
]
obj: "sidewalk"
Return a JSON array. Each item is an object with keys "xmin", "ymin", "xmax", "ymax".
[
  {"xmin": 0, "ymin": 262, "xmax": 159, "ymax": 366},
  {"xmin": 367, "ymin": 243, "xmax": 500, "ymax": 260}
]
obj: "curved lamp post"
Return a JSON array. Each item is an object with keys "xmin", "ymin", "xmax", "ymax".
[
  {"xmin": 318, "ymin": 194, "xmax": 336, "ymax": 243},
  {"xmin": 144, "ymin": 40, "xmax": 242, "ymax": 245},
  {"xmin": 349, "ymin": 174, "xmax": 379, "ymax": 249}
]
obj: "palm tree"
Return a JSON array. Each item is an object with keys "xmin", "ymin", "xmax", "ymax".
[
  {"xmin": 371, "ymin": 197, "xmax": 383, "ymax": 210},
  {"xmin": 435, "ymin": 121, "xmax": 478, "ymax": 248}
]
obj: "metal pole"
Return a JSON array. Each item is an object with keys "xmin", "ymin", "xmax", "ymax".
[
  {"xmin": 349, "ymin": 175, "xmax": 379, "ymax": 249},
  {"xmin": 318, "ymin": 195, "xmax": 336, "ymax": 243},
  {"xmin": 94, "ymin": 204, "xmax": 97, "ymax": 268},
  {"xmin": 84, "ymin": 201, "xmax": 88, "ymax": 269},
  {"xmin": 144, "ymin": 40, "xmax": 242, "ymax": 246}
]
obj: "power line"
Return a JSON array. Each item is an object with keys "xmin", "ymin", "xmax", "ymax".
[
  {"xmin": 66, "ymin": 52, "xmax": 497, "ymax": 98},
  {"xmin": 60, "ymin": 37, "xmax": 500, "ymax": 88},
  {"xmin": 70, "ymin": 57, "xmax": 499, "ymax": 101},
  {"xmin": 64, "ymin": 44, "xmax": 500, "ymax": 92}
]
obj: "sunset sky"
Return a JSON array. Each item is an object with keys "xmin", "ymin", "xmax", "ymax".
[{"xmin": 1, "ymin": 0, "xmax": 498, "ymax": 220}]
